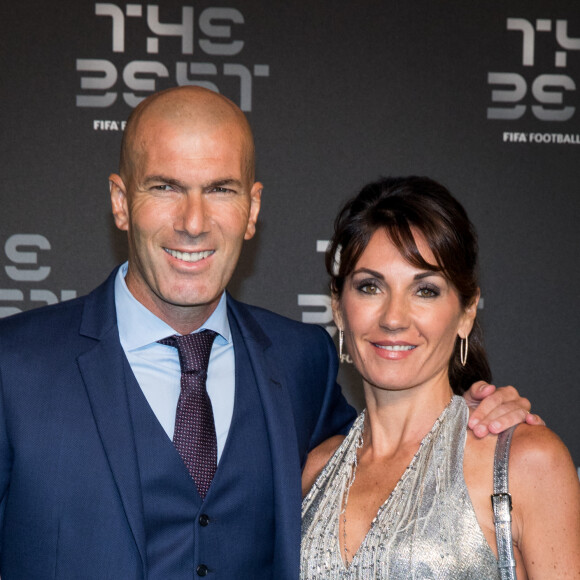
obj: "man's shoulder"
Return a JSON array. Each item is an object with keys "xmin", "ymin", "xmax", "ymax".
[
  {"xmin": 227, "ymin": 296, "xmax": 330, "ymax": 340},
  {"xmin": 229, "ymin": 298, "xmax": 300, "ymax": 326},
  {"xmin": 0, "ymin": 294, "xmax": 90, "ymax": 365},
  {"xmin": 0, "ymin": 270, "xmax": 116, "ymax": 338},
  {"xmin": 0, "ymin": 293, "xmax": 86, "ymax": 331}
]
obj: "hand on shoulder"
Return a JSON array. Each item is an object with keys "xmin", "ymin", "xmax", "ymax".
[{"xmin": 464, "ymin": 381, "xmax": 544, "ymax": 438}]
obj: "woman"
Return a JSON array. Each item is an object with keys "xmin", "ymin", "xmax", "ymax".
[{"xmin": 301, "ymin": 177, "xmax": 580, "ymax": 578}]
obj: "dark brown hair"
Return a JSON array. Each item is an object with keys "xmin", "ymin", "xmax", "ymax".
[{"xmin": 326, "ymin": 176, "xmax": 491, "ymax": 394}]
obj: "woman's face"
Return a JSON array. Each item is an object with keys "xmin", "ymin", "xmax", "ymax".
[{"xmin": 334, "ymin": 228, "xmax": 477, "ymax": 395}]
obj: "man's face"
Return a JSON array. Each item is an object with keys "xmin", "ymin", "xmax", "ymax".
[{"xmin": 110, "ymin": 117, "xmax": 262, "ymax": 330}]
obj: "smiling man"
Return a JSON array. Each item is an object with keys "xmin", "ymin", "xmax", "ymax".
[
  {"xmin": 0, "ymin": 87, "xmax": 537, "ymax": 579},
  {"xmin": 109, "ymin": 88, "xmax": 262, "ymax": 334}
]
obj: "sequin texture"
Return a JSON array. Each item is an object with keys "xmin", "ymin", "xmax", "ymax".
[{"xmin": 301, "ymin": 396, "xmax": 500, "ymax": 579}]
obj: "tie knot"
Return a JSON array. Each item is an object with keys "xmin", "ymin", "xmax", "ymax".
[{"xmin": 158, "ymin": 329, "xmax": 218, "ymax": 374}]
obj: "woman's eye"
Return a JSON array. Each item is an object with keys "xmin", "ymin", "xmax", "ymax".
[
  {"xmin": 358, "ymin": 283, "xmax": 379, "ymax": 295},
  {"xmin": 417, "ymin": 286, "xmax": 438, "ymax": 298}
]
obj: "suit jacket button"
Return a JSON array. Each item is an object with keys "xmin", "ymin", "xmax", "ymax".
[
  {"xmin": 196, "ymin": 564, "xmax": 209, "ymax": 576},
  {"xmin": 199, "ymin": 514, "xmax": 210, "ymax": 527}
]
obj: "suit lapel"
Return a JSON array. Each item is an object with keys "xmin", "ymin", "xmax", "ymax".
[
  {"xmin": 77, "ymin": 271, "xmax": 147, "ymax": 569},
  {"xmin": 227, "ymin": 297, "xmax": 302, "ymax": 577}
]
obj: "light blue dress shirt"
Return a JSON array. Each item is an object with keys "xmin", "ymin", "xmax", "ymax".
[{"xmin": 114, "ymin": 263, "xmax": 235, "ymax": 462}]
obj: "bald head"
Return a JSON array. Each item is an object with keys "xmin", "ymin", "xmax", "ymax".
[{"xmin": 119, "ymin": 86, "xmax": 256, "ymax": 184}]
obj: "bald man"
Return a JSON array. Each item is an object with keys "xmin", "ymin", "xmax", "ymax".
[{"xmin": 0, "ymin": 87, "xmax": 534, "ymax": 579}]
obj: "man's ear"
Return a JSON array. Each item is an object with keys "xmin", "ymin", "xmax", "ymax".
[
  {"xmin": 109, "ymin": 174, "xmax": 130, "ymax": 232},
  {"xmin": 244, "ymin": 181, "xmax": 263, "ymax": 240}
]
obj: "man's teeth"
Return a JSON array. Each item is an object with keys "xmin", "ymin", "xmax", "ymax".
[
  {"xmin": 165, "ymin": 249, "xmax": 213, "ymax": 262},
  {"xmin": 375, "ymin": 344, "xmax": 415, "ymax": 351}
]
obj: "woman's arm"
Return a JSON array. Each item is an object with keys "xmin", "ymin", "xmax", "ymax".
[{"xmin": 510, "ymin": 425, "xmax": 580, "ymax": 578}]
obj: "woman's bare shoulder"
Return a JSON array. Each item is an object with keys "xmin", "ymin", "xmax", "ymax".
[
  {"xmin": 507, "ymin": 423, "xmax": 580, "ymax": 507},
  {"xmin": 509, "ymin": 424, "xmax": 580, "ymax": 577},
  {"xmin": 509, "ymin": 423, "xmax": 575, "ymax": 475},
  {"xmin": 301, "ymin": 435, "xmax": 345, "ymax": 498}
]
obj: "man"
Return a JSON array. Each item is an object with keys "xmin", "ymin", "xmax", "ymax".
[{"xmin": 0, "ymin": 87, "xmax": 536, "ymax": 579}]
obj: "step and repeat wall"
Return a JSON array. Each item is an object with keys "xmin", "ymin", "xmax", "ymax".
[{"xmin": 2, "ymin": 0, "xmax": 579, "ymax": 468}]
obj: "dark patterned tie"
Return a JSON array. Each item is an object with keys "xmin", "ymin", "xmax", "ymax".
[{"xmin": 158, "ymin": 330, "xmax": 218, "ymax": 499}]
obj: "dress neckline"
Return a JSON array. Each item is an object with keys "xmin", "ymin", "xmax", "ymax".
[{"xmin": 337, "ymin": 397, "xmax": 456, "ymax": 569}]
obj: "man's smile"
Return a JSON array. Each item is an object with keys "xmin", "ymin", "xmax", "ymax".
[{"xmin": 164, "ymin": 248, "xmax": 215, "ymax": 263}]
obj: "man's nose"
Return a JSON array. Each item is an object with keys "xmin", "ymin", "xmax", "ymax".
[{"xmin": 176, "ymin": 192, "xmax": 209, "ymax": 237}]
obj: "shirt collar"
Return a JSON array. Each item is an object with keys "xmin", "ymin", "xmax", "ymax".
[{"xmin": 114, "ymin": 262, "xmax": 231, "ymax": 351}]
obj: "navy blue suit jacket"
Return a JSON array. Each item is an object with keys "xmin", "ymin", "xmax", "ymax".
[{"xmin": 0, "ymin": 269, "xmax": 355, "ymax": 579}]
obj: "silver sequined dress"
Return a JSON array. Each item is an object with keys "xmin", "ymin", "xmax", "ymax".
[{"xmin": 301, "ymin": 396, "xmax": 500, "ymax": 579}]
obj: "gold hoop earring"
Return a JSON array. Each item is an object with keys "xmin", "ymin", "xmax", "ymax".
[
  {"xmin": 460, "ymin": 336, "xmax": 468, "ymax": 367},
  {"xmin": 339, "ymin": 329, "xmax": 344, "ymax": 360}
]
